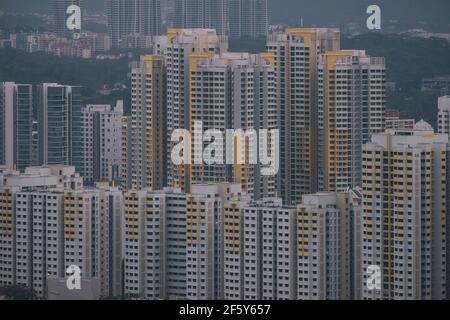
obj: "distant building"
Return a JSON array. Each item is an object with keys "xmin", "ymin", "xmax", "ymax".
[
  {"xmin": 386, "ymin": 81, "xmax": 397, "ymax": 92},
  {"xmin": 161, "ymin": 0, "xmax": 175, "ymax": 27},
  {"xmin": 106, "ymin": 0, "xmax": 162, "ymax": 48},
  {"xmin": 422, "ymin": 76, "xmax": 450, "ymax": 95},
  {"xmin": 119, "ymin": 34, "xmax": 154, "ymax": 49},
  {"xmin": 174, "ymin": 0, "xmax": 228, "ymax": 36},
  {"xmin": 0, "ymin": 82, "xmax": 34, "ymax": 171},
  {"xmin": 37, "ymin": 84, "xmax": 83, "ymax": 173},
  {"xmin": 1, "ymin": 32, "xmax": 111, "ymax": 59},
  {"xmin": 404, "ymin": 29, "xmax": 450, "ymax": 43},
  {"xmin": 385, "ymin": 110, "xmax": 415, "ymax": 130},
  {"xmin": 229, "ymin": 0, "xmax": 268, "ymax": 38},
  {"xmin": 52, "ymin": 0, "xmax": 82, "ymax": 38},
  {"xmin": 81, "ymin": 102, "xmax": 123, "ymax": 186}
]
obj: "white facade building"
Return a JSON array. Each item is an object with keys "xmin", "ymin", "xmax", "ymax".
[
  {"xmin": 318, "ymin": 50, "xmax": 386, "ymax": 192},
  {"xmin": 189, "ymin": 52, "xmax": 278, "ymax": 199},
  {"xmin": 0, "ymin": 166, "xmax": 81, "ymax": 291},
  {"xmin": 156, "ymin": 28, "xmax": 227, "ymax": 191},
  {"xmin": 267, "ymin": 29, "xmax": 341, "ymax": 205},
  {"xmin": 0, "ymin": 82, "xmax": 34, "ymax": 171},
  {"xmin": 437, "ymin": 96, "xmax": 450, "ymax": 136},
  {"xmin": 361, "ymin": 121, "xmax": 448, "ymax": 300},
  {"xmin": 186, "ymin": 183, "xmax": 247, "ymax": 299},
  {"xmin": 82, "ymin": 102, "xmax": 123, "ymax": 185},
  {"xmin": 173, "ymin": 0, "xmax": 228, "ymax": 36},
  {"xmin": 297, "ymin": 191, "xmax": 361, "ymax": 300},
  {"xmin": 123, "ymin": 188, "xmax": 187, "ymax": 299},
  {"xmin": 64, "ymin": 183, "xmax": 124, "ymax": 298}
]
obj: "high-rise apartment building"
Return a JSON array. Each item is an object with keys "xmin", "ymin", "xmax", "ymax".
[
  {"xmin": 439, "ymin": 96, "xmax": 450, "ymax": 300},
  {"xmin": 297, "ymin": 191, "xmax": 361, "ymax": 300},
  {"xmin": 188, "ymin": 52, "xmax": 278, "ymax": 199},
  {"xmin": 437, "ymin": 96, "xmax": 450, "ymax": 137},
  {"xmin": 82, "ymin": 102, "xmax": 123, "ymax": 186},
  {"xmin": 229, "ymin": 0, "xmax": 268, "ymax": 38},
  {"xmin": 223, "ymin": 189, "xmax": 361, "ymax": 301},
  {"xmin": 174, "ymin": 0, "xmax": 228, "ymax": 36},
  {"xmin": 222, "ymin": 189, "xmax": 252, "ymax": 299},
  {"xmin": 226, "ymin": 199, "xmax": 298, "ymax": 300},
  {"xmin": 0, "ymin": 82, "xmax": 34, "ymax": 171},
  {"xmin": 52, "ymin": 0, "xmax": 82, "ymax": 37},
  {"xmin": 0, "ymin": 168, "xmax": 54, "ymax": 287},
  {"xmin": 15, "ymin": 189, "xmax": 65, "ymax": 297},
  {"xmin": 31, "ymin": 121, "xmax": 39, "ymax": 167},
  {"xmin": 318, "ymin": 50, "xmax": 385, "ymax": 192},
  {"xmin": 158, "ymin": 29, "xmax": 227, "ymax": 192},
  {"xmin": 267, "ymin": 28, "xmax": 341, "ymax": 205},
  {"xmin": 121, "ymin": 116, "xmax": 132, "ymax": 190},
  {"xmin": 1, "ymin": 165, "xmax": 123, "ymax": 298},
  {"xmin": 64, "ymin": 183, "xmax": 124, "ymax": 298},
  {"xmin": 130, "ymin": 56, "xmax": 166, "ymax": 190},
  {"xmin": 361, "ymin": 121, "xmax": 448, "ymax": 300},
  {"xmin": 123, "ymin": 188, "xmax": 187, "ymax": 299},
  {"xmin": 0, "ymin": 166, "xmax": 81, "ymax": 288},
  {"xmin": 186, "ymin": 183, "xmax": 246, "ymax": 299},
  {"xmin": 106, "ymin": 0, "xmax": 162, "ymax": 48},
  {"xmin": 37, "ymin": 83, "xmax": 83, "ymax": 173}
]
